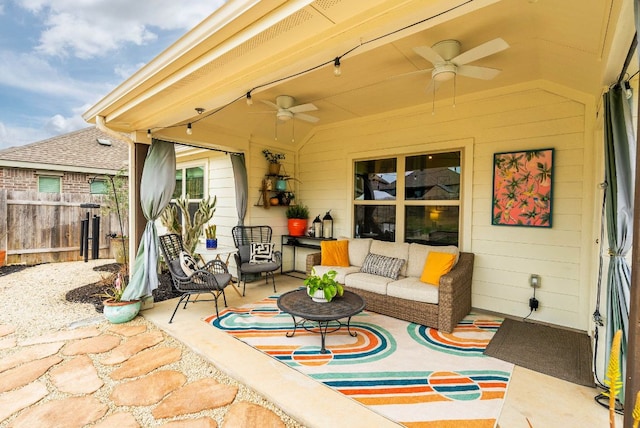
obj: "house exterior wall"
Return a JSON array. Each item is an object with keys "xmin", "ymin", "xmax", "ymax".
[
  {"xmin": 291, "ymin": 82, "xmax": 598, "ymax": 331},
  {"xmin": 0, "ymin": 167, "xmax": 123, "ymax": 194}
]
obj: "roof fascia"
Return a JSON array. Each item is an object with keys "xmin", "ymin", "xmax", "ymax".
[{"xmin": 0, "ymin": 160, "xmax": 123, "ymax": 176}]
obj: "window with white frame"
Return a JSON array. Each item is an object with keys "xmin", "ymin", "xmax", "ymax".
[
  {"xmin": 172, "ymin": 164, "xmax": 206, "ymax": 222},
  {"xmin": 353, "ymin": 151, "xmax": 461, "ymax": 246},
  {"xmin": 90, "ymin": 179, "xmax": 108, "ymax": 194}
]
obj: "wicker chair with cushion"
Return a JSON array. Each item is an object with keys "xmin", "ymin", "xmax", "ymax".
[
  {"xmin": 231, "ymin": 225, "xmax": 282, "ymax": 296},
  {"xmin": 159, "ymin": 233, "xmax": 232, "ymax": 323}
]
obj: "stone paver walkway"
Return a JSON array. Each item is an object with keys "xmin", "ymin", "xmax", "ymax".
[{"xmin": 0, "ymin": 317, "xmax": 294, "ymax": 427}]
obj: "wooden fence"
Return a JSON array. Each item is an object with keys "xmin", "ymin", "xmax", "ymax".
[{"xmin": 0, "ymin": 190, "xmax": 129, "ymax": 265}]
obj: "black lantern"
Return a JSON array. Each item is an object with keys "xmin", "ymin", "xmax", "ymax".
[
  {"xmin": 313, "ymin": 215, "xmax": 323, "ymax": 238},
  {"xmin": 322, "ymin": 210, "xmax": 333, "ymax": 238}
]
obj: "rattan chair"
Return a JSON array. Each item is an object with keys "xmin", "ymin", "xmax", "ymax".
[
  {"xmin": 159, "ymin": 233, "xmax": 232, "ymax": 322},
  {"xmin": 231, "ymin": 225, "xmax": 282, "ymax": 296}
]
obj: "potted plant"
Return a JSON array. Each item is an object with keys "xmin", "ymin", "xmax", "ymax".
[
  {"xmin": 262, "ymin": 149, "xmax": 285, "ymax": 175},
  {"xmin": 285, "ymin": 204, "xmax": 309, "ymax": 236},
  {"xmin": 205, "ymin": 224, "xmax": 217, "ymax": 249},
  {"xmin": 94, "ymin": 265, "xmax": 141, "ymax": 323},
  {"xmin": 304, "ymin": 268, "xmax": 343, "ymax": 303}
]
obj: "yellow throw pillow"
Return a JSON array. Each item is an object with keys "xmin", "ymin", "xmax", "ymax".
[
  {"xmin": 321, "ymin": 240, "xmax": 350, "ymax": 267},
  {"xmin": 420, "ymin": 251, "xmax": 456, "ymax": 286}
]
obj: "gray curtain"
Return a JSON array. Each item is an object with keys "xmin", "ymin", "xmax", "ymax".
[
  {"xmin": 603, "ymin": 85, "xmax": 635, "ymax": 400},
  {"xmin": 231, "ymin": 153, "xmax": 248, "ymax": 226},
  {"xmin": 122, "ymin": 139, "xmax": 176, "ymax": 300}
]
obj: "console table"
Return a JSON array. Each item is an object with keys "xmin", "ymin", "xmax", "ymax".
[{"xmin": 280, "ymin": 235, "xmax": 335, "ymax": 278}]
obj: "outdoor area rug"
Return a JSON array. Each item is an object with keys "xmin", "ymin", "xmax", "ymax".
[
  {"xmin": 483, "ymin": 318, "xmax": 593, "ymax": 387},
  {"xmin": 204, "ymin": 294, "xmax": 513, "ymax": 427}
]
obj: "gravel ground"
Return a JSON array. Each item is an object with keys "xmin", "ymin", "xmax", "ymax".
[{"xmin": 0, "ymin": 260, "xmax": 304, "ymax": 427}]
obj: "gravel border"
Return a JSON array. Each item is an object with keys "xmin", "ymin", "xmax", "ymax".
[{"xmin": 0, "ymin": 260, "xmax": 304, "ymax": 427}]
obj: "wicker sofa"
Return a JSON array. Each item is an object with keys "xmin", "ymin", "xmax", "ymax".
[{"xmin": 305, "ymin": 238, "xmax": 474, "ymax": 333}]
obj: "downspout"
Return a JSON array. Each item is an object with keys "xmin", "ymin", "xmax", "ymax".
[{"xmin": 95, "ymin": 115, "xmax": 134, "ymax": 144}]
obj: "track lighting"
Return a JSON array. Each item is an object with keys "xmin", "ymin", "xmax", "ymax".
[
  {"xmin": 146, "ymin": 129, "xmax": 151, "ymax": 139},
  {"xmin": 246, "ymin": 92, "xmax": 253, "ymax": 105},
  {"xmin": 333, "ymin": 57, "xmax": 341, "ymax": 76},
  {"xmin": 186, "ymin": 123, "xmax": 192, "ymax": 135}
]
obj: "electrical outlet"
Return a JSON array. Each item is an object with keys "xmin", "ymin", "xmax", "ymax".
[{"xmin": 530, "ymin": 274, "xmax": 540, "ymax": 288}]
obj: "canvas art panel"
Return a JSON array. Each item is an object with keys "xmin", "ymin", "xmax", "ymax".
[{"xmin": 492, "ymin": 148, "xmax": 553, "ymax": 227}]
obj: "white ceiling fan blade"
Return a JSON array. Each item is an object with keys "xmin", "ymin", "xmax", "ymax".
[
  {"xmin": 388, "ymin": 68, "xmax": 433, "ymax": 81},
  {"xmin": 260, "ymin": 100, "xmax": 279, "ymax": 110},
  {"xmin": 294, "ymin": 113, "xmax": 320, "ymax": 123},
  {"xmin": 457, "ymin": 65, "xmax": 502, "ymax": 80},
  {"xmin": 289, "ymin": 103, "xmax": 317, "ymax": 114},
  {"xmin": 413, "ymin": 45, "xmax": 445, "ymax": 66},
  {"xmin": 451, "ymin": 38, "xmax": 509, "ymax": 65}
]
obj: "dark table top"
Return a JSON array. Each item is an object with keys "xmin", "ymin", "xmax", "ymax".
[{"xmin": 277, "ymin": 288, "xmax": 365, "ymax": 322}]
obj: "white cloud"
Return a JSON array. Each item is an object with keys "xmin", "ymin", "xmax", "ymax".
[
  {"xmin": 18, "ymin": 0, "xmax": 226, "ymax": 59},
  {"xmin": 0, "ymin": 121, "xmax": 54, "ymax": 149},
  {"xmin": 114, "ymin": 62, "xmax": 147, "ymax": 80},
  {"xmin": 0, "ymin": 49, "xmax": 110, "ymax": 100}
]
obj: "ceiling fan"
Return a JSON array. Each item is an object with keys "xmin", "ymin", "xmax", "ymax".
[
  {"xmin": 412, "ymin": 37, "xmax": 509, "ymax": 87},
  {"xmin": 261, "ymin": 95, "xmax": 319, "ymax": 123}
]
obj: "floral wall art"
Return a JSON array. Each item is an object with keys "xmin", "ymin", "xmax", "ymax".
[{"xmin": 492, "ymin": 148, "xmax": 553, "ymax": 227}]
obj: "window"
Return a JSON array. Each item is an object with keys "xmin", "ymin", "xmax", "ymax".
[
  {"xmin": 38, "ymin": 176, "xmax": 61, "ymax": 193},
  {"xmin": 172, "ymin": 164, "xmax": 206, "ymax": 224},
  {"xmin": 90, "ymin": 179, "xmax": 108, "ymax": 195},
  {"xmin": 353, "ymin": 151, "xmax": 461, "ymax": 246}
]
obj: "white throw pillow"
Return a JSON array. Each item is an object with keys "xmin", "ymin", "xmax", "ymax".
[
  {"xmin": 179, "ymin": 251, "xmax": 198, "ymax": 277},
  {"xmin": 250, "ymin": 243, "xmax": 274, "ymax": 264}
]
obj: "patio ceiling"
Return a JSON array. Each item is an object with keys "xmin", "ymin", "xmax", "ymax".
[{"xmin": 83, "ymin": 0, "xmax": 635, "ymax": 148}]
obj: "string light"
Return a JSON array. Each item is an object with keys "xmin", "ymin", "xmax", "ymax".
[
  {"xmin": 147, "ymin": 129, "xmax": 151, "ymax": 138},
  {"xmin": 139, "ymin": 2, "xmax": 471, "ymax": 134}
]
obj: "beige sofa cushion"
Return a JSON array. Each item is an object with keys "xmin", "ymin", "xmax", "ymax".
[
  {"xmin": 346, "ymin": 237, "xmax": 373, "ymax": 267},
  {"xmin": 344, "ymin": 272, "xmax": 393, "ymax": 294},
  {"xmin": 406, "ymin": 243, "xmax": 459, "ymax": 278},
  {"xmin": 370, "ymin": 240, "xmax": 410, "ymax": 277},
  {"xmin": 387, "ymin": 277, "xmax": 439, "ymax": 304},
  {"xmin": 311, "ymin": 265, "xmax": 360, "ymax": 284}
]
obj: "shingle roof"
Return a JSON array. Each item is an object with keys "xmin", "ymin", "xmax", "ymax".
[{"xmin": 0, "ymin": 127, "xmax": 129, "ymax": 172}]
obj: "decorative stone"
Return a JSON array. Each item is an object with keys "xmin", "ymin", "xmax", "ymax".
[
  {"xmin": 0, "ymin": 336, "xmax": 16, "ymax": 350},
  {"xmin": 101, "ymin": 330, "xmax": 164, "ymax": 365},
  {"xmin": 163, "ymin": 417, "xmax": 218, "ymax": 427},
  {"xmin": 0, "ymin": 355, "xmax": 62, "ymax": 393},
  {"xmin": 63, "ymin": 334, "xmax": 121, "ymax": 355},
  {"xmin": 9, "ymin": 396, "xmax": 107, "ymax": 428},
  {"xmin": 0, "ymin": 382, "xmax": 48, "ymax": 422},
  {"xmin": 152, "ymin": 379, "xmax": 238, "ymax": 419},
  {"xmin": 223, "ymin": 402, "xmax": 285, "ymax": 428},
  {"xmin": 111, "ymin": 370, "xmax": 186, "ymax": 406},
  {"xmin": 0, "ymin": 324, "xmax": 16, "ymax": 337},
  {"xmin": 93, "ymin": 412, "xmax": 140, "ymax": 428},
  {"xmin": 110, "ymin": 346, "xmax": 181, "ymax": 380},
  {"xmin": 49, "ymin": 355, "xmax": 103, "ymax": 394},
  {"xmin": 108, "ymin": 324, "xmax": 147, "ymax": 337},
  {"xmin": 0, "ymin": 341, "xmax": 63, "ymax": 373},
  {"xmin": 19, "ymin": 327, "xmax": 100, "ymax": 346}
]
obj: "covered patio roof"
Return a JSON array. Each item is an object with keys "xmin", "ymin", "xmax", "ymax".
[{"xmin": 83, "ymin": 0, "xmax": 635, "ymax": 148}]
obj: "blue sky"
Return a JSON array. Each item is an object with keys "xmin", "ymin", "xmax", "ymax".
[{"xmin": 0, "ymin": 0, "xmax": 225, "ymax": 149}]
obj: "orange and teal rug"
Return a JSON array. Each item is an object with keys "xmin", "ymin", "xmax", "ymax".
[{"xmin": 204, "ymin": 295, "xmax": 513, "ymax": 427}]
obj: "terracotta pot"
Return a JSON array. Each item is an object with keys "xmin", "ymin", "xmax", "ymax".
[
  {"xmin": 287, "ymin": 218, "xmax": 307, "ymax": 236},
  {"xmin": 268, "ymin": 163, "xmax": 281, "ymax": 175},
  {"xmin": 103, "ymin": 299, "xmax": 141, "ymax": 324}
]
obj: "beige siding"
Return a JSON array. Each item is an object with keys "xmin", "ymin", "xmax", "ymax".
[{"xmin": 295, "ymin": 82, "xmax": 596, "ymax": 330}]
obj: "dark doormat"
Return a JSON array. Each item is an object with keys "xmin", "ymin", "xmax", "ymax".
[{"xmin": 484, "ymin": 318, "xmax": 594, "ymax": 387}]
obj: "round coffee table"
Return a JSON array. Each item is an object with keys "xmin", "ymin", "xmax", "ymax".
[{"xmin": 277, "ymin": 288, "xmax": 366, "ymax": 353}]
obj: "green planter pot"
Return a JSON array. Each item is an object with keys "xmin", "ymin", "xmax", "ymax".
[{"xmin": 103, "ymin": 299, "xmax": 141, "ymax": 324}]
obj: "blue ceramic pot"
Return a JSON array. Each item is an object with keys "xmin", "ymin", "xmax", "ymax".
[
  {"xmin": 206, "ymin": 238, "xmax": 218, "ymax": 249},
  {"xmin": 103, "ymin": 299, "xmax": 141, "ymax": 324}
]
